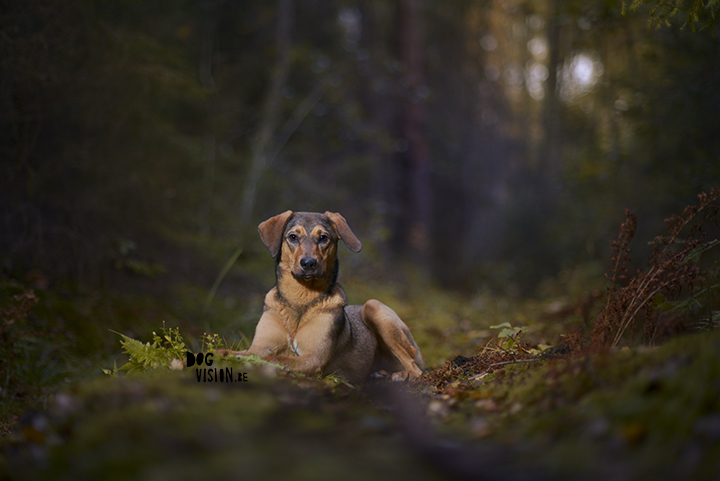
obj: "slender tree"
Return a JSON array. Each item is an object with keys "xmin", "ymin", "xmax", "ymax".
[{"xmin": 397, "ymin": 0, "xmax": 431, "ymax": 261}]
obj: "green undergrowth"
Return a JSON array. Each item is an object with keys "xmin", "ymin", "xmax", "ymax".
[
  {"xmin": 3, "ymin": 320, "xmax": 719, "ymax": 480},
  {"xmin": 343, "ymin": 265, "xmax": 590, "ymax": 368},
  {"xmin": 429, "ymin": 330, "xmax": 720, "ymax": 480},
  {"xmin": 2, "ymin": 366, "xmax": 442, "ymax": 481},
  {"xmin": 0, "ymin": 278, "xmax": 197, "ymax": 433},
  {"xmin": 0, "ymin": 265, "xmax": 278, "ymax": 434}
]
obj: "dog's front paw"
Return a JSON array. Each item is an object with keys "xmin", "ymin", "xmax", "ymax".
[{"xmin": 390, "ymin": 371, "xmax": 410, "ymax": 382}]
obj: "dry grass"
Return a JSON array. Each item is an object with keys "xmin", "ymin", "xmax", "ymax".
[{"xmin": 591, "ymin": 189, "xmax": 720, "ymax": 349}]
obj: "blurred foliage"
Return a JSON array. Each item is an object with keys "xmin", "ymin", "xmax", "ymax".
[
  {"xmin": 2, "ymin": 0, "xmax": 719, "ymax": 294},
  {"xmin": 623, "ymin": 0, "xmax": 719, "ymax": 31}
]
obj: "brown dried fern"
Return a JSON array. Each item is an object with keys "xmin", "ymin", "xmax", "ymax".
[{"xmin": 591, "ymin": 189, "xmax": 720, "ymax": 350}]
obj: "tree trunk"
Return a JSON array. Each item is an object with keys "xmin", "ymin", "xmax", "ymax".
[
  {"xmin": 198, "ymin": 0, "xmax": 225, "ymax": 236},
  {"xmin": 396, "ymin": 0, "xmax": 431, "ymax": 261},
  {"xmin": 239, "ymin": 0, "xmax": 294, "ymax": 231},
  {"xmin": 538, "ymin": 0, "xmax": 562, "ymax": 205}
]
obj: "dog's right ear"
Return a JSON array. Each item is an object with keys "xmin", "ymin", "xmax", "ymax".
[
  {"xmin": 258, "ymin": 210, "xmax": 294, "ymax": 258},
  {"xmin": 324, "ymin": 211, "xmax": 363, "ymax": 253}
]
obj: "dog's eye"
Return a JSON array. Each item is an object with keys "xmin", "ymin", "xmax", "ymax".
[
  {"xmin": 318, "ymin": 234, "xmax": 329, "ymax": 243},
  {"xmin": 288, "ymin": 234, "xmax": 298, "ymax": 242}
]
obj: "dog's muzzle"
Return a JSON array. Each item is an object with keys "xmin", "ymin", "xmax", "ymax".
[
  {"xmin": 300, "ymin": 257, "xmax": 317, "ymax": 271},
  {"xmin": 293, "ymin": 257, "xmax": 320, "ymax": 280}
]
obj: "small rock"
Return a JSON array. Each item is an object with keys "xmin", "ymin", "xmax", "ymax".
[
  {"xmin": 54, "ymin": 392, "xmax": 76, "ymax": 415},
  {"xmin": 475, "ymin": 399, "xmax": 499, "ymax": 412},
  {"xmin": 427, "ymin": 399, "xmax": 450, "ymax": 418},
  {"xmin": 470, "ymin": 416, "xmax": 492, "ymax": 437}
]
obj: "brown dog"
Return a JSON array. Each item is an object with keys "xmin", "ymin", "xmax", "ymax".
[{"xmin": 219, "ymin": 211, "xmax": 424, "ymax": 384}]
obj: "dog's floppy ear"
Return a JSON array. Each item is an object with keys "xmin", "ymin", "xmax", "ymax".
[
  {"xmin": 258, "ymin": 210, "xmax": 294, "ymax": 257},
  {"xmin": 324, "ymin": 211, "xmax": 362, "ymax": 253}
]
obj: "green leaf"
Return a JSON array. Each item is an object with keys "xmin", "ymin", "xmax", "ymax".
[
  {"xmin": 490, "ymin": 322, "xmax": 513, "ymax": 329},
  {"xmin": 497, "ymin": 327, "xmax": 527, "ymax": 338},
  {"xmin": 490, "ymin": 322, "xmax": 527, "ymax": 338}
]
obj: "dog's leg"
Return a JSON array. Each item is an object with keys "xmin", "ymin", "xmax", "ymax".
[
  {"xmin": 260, "ymin": 354, "xmax": 325, "ymax": 376},
  {"xmin": 215, "ymin": 348, "xmax": 248, "ymax": 357},
  {"xmin": 362, "ymin": 299, "xmax": 424, "ymax": 379},
  {"xmin": 215, "ymin": 349, "xmax": 326, "ymax": 376},
  {"xmin": 216, "ymin": 310, "xmax": 287, "ymax": 359}
]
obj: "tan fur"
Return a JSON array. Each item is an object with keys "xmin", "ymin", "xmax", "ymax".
[{"xmin": 217, "ymin": 211, "xmax": 424, "ymax": 383}]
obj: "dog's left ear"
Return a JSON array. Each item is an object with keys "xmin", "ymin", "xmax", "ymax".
[
  {"xmin": 324, "ymin": 211, "xmax": 362, "ymax": 253},
  {"xmin": 258, "ymin": 210, "xmax": 294, "ymax": 257}
]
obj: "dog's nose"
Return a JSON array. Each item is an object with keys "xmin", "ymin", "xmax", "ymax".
[{"xmin": 300, "ymin": 257, "xmax": 317, "ymax": 271}]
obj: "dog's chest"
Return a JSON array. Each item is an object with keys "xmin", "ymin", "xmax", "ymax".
[
  {"xmin": 265, "ymin": 300, "xmax": 313, "ymax": 354},
  {"xmin": 273, "ymin": 297, "xmax": 344, "ymax": 356},
  {"xmin": 268, "ymin": 285, "xmax": 346, "ymax": 355},
  {"xmin": 286, "ymin": 334, "xmax": 301, "ymax": 355}
]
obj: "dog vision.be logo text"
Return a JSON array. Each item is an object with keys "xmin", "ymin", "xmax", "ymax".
[{"xmin": 186, "ymin": 352, "xmax": 249, "ymax": 383}]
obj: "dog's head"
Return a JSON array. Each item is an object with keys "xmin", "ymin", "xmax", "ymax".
[{"xmin": 258, "ymin": 211, "xmax": 362, "ymax": 281}]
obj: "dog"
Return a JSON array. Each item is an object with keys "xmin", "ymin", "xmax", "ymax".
[{"xmin": 218, "ymin": 210, "xmax": 424, "ymax": 384}]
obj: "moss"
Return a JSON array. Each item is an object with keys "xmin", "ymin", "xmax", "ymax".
[
  {"xmin": 3, "ymin": 367, "xmax": 447, "ymax": 481},
  {"xmin": 446, "ymin": 331, "xmax": 720, "ymax": 479}
]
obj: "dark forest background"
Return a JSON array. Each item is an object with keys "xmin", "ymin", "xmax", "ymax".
[
  {"xmin": 3, "ymin": 0, "xmax": 719, "ymax": 296},
  {"xmin": 3, "ymin": 0, "xmax": 719, "ymax": 289}
]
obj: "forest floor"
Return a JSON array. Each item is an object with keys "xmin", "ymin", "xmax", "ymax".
[{"xmin": 1, "ymin": 264, "xmax": 719, "ymax": 480}]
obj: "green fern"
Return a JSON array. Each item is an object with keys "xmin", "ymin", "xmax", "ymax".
[
  {"xmin": 110, "ymin": 323, "xmax": 188, "ymax": 374},
  {"xmin": 107, "ymin": 325, "xmax": 287, "ymax": 376}
]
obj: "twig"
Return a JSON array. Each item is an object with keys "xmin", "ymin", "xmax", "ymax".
[{"xmin": 487, "ymin": 358, "xmax": 539, "ymax": 369}]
